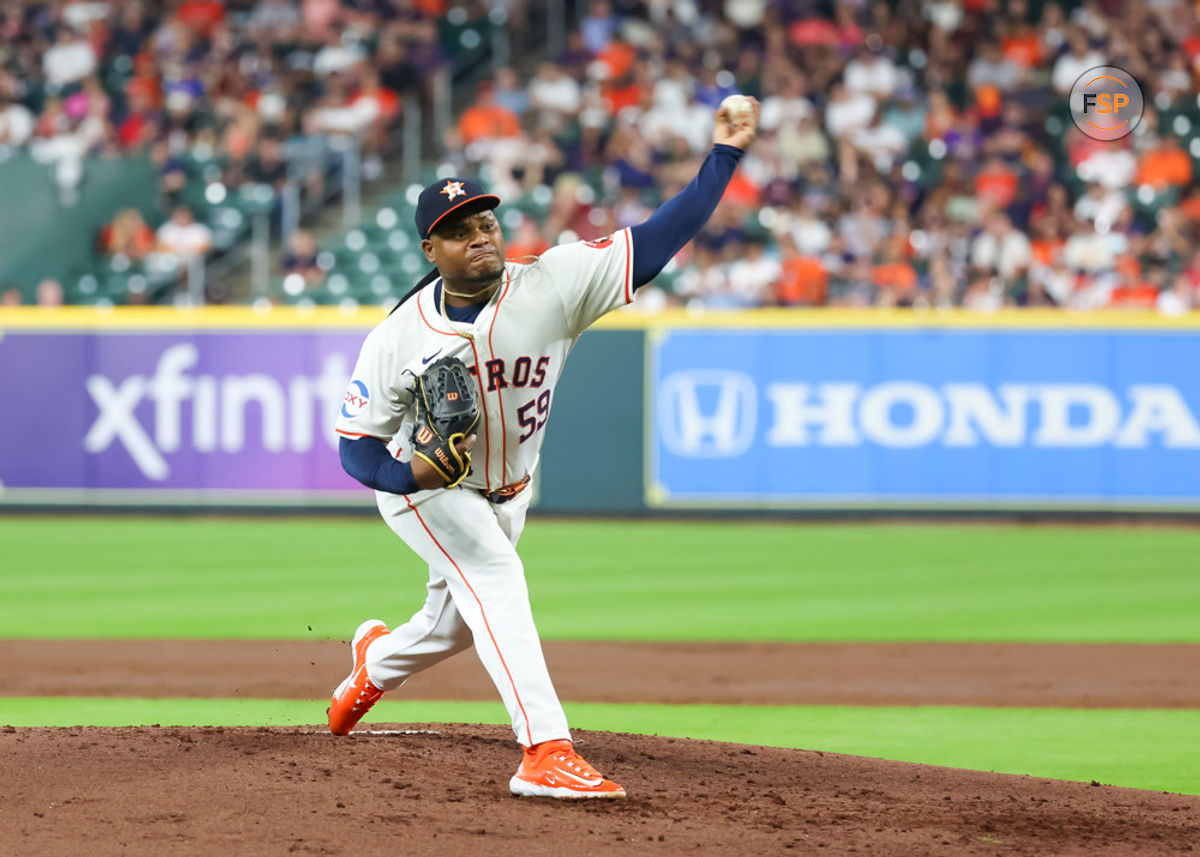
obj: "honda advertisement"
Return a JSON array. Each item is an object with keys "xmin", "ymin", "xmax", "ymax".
[{"xmin": 650, "ymin": 328, "xmax": 1200, "ymax": 508}]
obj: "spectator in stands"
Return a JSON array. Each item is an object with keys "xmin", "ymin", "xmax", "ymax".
[
  {"xmin": 156, "ymin": 206, "xmax": 212, "ymax": 262},
  {"xmin": 117, "ymin": 74, "xmax": 162, "ymax": 150},
  {"xmin": 42, "ymin": 25, "xmax": 97, "ymax": 89},
  {"xmin": 1074, "ymin": 181, "xmax": 1128, "ymax": 232},
  {"xmin": 1183, "ymin": 250, "xmax": 1200, "ymax": 292},
  {"xmin": 100, "ymin": 209, "xmax": 156, "ymax": 263},
  {"xmin": 872, "ymin": 235, "xmax": 919, "ymax": 306},
  {"xmin": 176, "ymin": 0, "xmax": 226, "ymax": 39},
  {"xmin": 580, "ymin": 0, "xmax": 619, "ymax": 55},
  {"xmin": 505, "ymin": 218, "xmax": 552, "ymax": 261},
  {"xmin": 0, "ymin": 80, "xmax": 34, "ymax": 146},
  {"xmin": 350, "ymin": 67, "xmax": 402, "ymax": 179},
  {"xmin": 148, "ymin": 140, "xmax": 189, "ymax": 207},
  {"xmin": 528, "ymin": 62, "xmax": 582, "ymax": 122},
  {"xmin": 825, "ymin": 81, "xmax": 876, "ymax": 142},
  {"xmin": 35, "ymin": 279, "xmax": 64, "ymax": 307},
  {"xmin": 1, "ymin": 285, "xmax": 22, "ymax": 306},
  {"xmin": 974, "ymin": 157, "xmax": 1020, "ymax": 210},
  {"xmin": 1039, "ymin": 2, "xmax": 1070, "ymax": 56},
  {"xmin": 241, "ymin": 135, "xmax": 290, "ymax": 192},
  {"xmin": 1052, "ymin": 30, "xmax": 1104, "ymax": 94},
  {"xmin": 1075, "ymin": 139, "xmax": 1136, "ymax": 193},
  {"xmin": 555, "ymin": 30, "xmax": 593, "ymax": 79},
  {"xmin": 961, "ymin": 274, "xmax": 1006, "ymax": 312},
  {"xmin": 1143, "ymin": 207, "xmax": 1192, "ymax": 273},
  {"xmin": 775, "ymin": 237, "xmax": 829, "ymax": 306},
  {"xmin": 492, "ymin": 67, "xmax": 528, "ymax": 117},
  {"xmin": 1157, "ymin": 272, "xmax": 1197, "ymax": 316},
  {"xmin": 281, "ymin": 229, "xmax": 324, "ymax": 289},
  {"xmin": 881, "ymin": 83, "xmax": 925, "ymax": 145},
  {"xmin": 458, "ymin": 81, "xmax": 520, "ymax": 145},
  {"xmin": 968, "ymin": 41, "xmax": 1021, "ymax": 93},
  {"xmin": 677, "ymin": 246, "xmax": 733, "ymax": 308},
  {"xmin": 728, "ymin": 236, "xmax": 783, "ymax": 306},
  {"xmin": 1110, "ymin": 264, "xmax": 1166, "ymax": 310},
  {"xmin": 247, "ymin": 0, "xmax": 302, "ymax": 41},
  {"xmin": 312, "ymin": 31, "xmax": 367, "ymax": 79},
  {"xmin": 1135, "ymin": 135, "xmax": 1194, "ymax": 190},
  {"xmin": 1062, "ymin": 218, "xmax": 1121, "ymax": 308},
  {"xmin": 971, "ymin": 211, "xmax": 1033, "ymax": 297},
  {"xmin": 844, "ymin": 44, "xmax": 901, "ymax": 102}
]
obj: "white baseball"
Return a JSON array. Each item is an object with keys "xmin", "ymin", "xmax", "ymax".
[{"xmin": 720, "ymin": 94, "xmax": 753, "ymax": 120}]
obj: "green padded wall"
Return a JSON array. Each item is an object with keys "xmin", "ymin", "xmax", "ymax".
[
  {"xmin": 0, "ymin": 156, "xmax": 160, "ymax": 294},
  {"xmin": 536, "ymin": 329, "xmax": 645, "ymax": 513}
]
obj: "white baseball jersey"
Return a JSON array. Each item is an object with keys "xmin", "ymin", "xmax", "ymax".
[
  {"xmin": 335, "ymin": 228, "xmax": 634, "ymax": 505},
  {"xmin": 335, "ymin": 228, "xmax": 635, "ymax": 748}
]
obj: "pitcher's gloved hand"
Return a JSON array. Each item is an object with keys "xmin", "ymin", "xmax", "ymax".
[{"xmin": 409, "ymin": 356, "xmax": 480, "ymax": 489}]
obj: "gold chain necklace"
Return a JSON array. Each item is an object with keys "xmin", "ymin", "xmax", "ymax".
[
  {"xmin": 437, "ymin": 276, "xmax": 503, "ymax": 341},
  {"xmin": 438, "ymin": 279, "xmax": 477, "ymax": 341}
]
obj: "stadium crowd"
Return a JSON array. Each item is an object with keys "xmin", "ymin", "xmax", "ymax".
[
  {"xmin": 0, "ymin": 0, "xmax": 468, "ymax": 171},
  {"xmin": 452, "ymin": 0, "xmax": 1200, "ymax": 313},
  {"xmin": 1, "ymin": 0, "xmax": 1198, "ymax": 312},
  {"xmin": 0, "ymin": 0, "xmax": 500, "ymax": 301}
]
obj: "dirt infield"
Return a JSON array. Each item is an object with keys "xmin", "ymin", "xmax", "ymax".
[
  {"xmin": 3, "ymin": 724, "xmax": 1198, "ymax": 857},
  {"xmin": 5, "ymin": 640, "xmax": 1199, "ymax": 854},
  {"xmin": 4, "ymin": 639, "xmax": 1200, "ymax": 707}
]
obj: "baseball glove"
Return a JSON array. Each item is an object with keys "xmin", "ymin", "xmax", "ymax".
[{"xmin": 410, "ymin": 356, "xmax": 480, "ymax": 488}]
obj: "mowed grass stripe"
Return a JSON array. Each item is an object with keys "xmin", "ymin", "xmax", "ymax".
[
  {"xmin": 1, "ymin": 697, "xmax": 1197, "ymax": 796},
  {"xmin": 2, "ymin": 518, "xmax": 1198, "ymax": 642}
]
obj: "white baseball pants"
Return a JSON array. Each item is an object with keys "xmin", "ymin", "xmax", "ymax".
[{"xmin": 363, "ymin": 486, "xmax": 570, "ymax": 747}]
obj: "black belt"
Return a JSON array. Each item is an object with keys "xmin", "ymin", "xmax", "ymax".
[{"xmin": 479, "ymin": 475, "xmax": 531, "ymax": 504}]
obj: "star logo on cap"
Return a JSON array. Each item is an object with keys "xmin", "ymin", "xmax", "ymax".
[{"xmin": 439, "ymin": 181, "xmax": 466, "ymax": 201}]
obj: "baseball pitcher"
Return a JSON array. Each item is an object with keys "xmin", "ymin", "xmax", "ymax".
[{"xmin": 329, "ymin": 96, "xmax": 760, "ymax": 799}]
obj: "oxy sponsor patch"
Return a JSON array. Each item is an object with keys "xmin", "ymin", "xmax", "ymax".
[{"xmin": 341, "ymin": 380, "xmax": 369, "ymax": 419}]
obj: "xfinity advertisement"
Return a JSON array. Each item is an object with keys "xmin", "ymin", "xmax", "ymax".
[{"xmin": 0, "ymin": 331, "xmax": 364, "ymax": 501}]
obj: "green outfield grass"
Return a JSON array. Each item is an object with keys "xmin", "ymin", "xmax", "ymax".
[
  {"xmin": 2, "ymin": 517, "xmax": 1197, "ymax": 641},
  {"xmin": 2, "ymin": 698, "xmax": 1197, "ymax": 796}
]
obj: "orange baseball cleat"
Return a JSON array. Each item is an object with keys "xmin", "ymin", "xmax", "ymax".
[
  {"xmin": 328, "ymin": 619, "xmax": 390, "ymax": 736},
  {"xmin": 509, "ymin": 739, "xmax": 627, "ymax": 799}
]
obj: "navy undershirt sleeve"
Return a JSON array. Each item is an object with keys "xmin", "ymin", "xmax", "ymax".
[
  {"xmin": 629, "ymin": 144, "xmax": 745, "ymax": 289},
  {"xmin": 339, "ymin": 435, "xmax": 419, "ymax": 494}
]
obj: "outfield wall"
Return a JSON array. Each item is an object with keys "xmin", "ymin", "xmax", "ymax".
[{"xmin": 1, "ymin": 308, "xmax": 1198, "ymax": 512}]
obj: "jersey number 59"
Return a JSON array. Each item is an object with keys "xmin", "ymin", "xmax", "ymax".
[{"xmin": 517, "ymin": 390, "xmax": 551, "ymax": 444}]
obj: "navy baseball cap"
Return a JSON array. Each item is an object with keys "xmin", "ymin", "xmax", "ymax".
[{"xmin": 415, "ymin": 178, "xmax": 501, "ymax": 240}]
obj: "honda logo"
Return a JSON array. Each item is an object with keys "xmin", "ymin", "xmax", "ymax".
[{"xmin": 658, "ymin": 371, "xmax": 757, "ymax": 458}]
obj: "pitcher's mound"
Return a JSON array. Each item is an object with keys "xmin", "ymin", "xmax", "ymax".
[{"xmin": 1, "ymin": 724, "xmax": 1195, "ymax": 856}]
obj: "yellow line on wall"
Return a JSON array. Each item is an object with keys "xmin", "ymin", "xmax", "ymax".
[{"xmin": 1, "ymin": 306, "xmax": 1199, "ymax": 331}]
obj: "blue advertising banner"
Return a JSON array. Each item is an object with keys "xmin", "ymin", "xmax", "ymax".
[{"xmin": 648, "ymin": 328, "xmax": 1200, "ymax": 508}]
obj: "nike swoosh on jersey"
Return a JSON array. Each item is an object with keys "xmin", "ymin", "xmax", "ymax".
[
  {"xmin": 552, "ymin": 767, "xmax": 604, "ymax": 787},
  {"xmin": 422, "ymin": 350, "xmax": 442, "ymax": 365}
]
